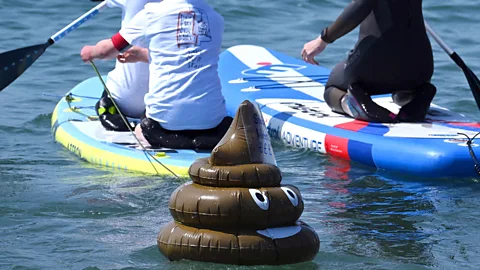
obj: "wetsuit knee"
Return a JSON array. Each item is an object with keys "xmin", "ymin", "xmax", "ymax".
[
  {"xmin": 140, "ymin": 116, "xmax": 233, "ymax": 150},
  {"xmin": 95, "ymin": 91, "xmax": 133, "ymax": 132},
  {"xmin": 324, "ymin": 83, "xmax": 397, "ymax": 123},
  {"xmin": 324, "ymin": 86, "xmax": 347, "ymax": 114}
]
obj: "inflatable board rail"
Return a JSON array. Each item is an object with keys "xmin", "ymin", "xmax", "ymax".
[{"xmin": 219, "ymin": 45, "xmax": 480, "ymax": 178}]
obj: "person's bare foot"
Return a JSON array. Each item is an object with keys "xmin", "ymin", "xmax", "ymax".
[{"xmin": 134, "ymin": 124, "xmax": 151, "ymax": 149}]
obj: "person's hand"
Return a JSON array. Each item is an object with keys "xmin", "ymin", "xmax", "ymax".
[
  {"xmin": 80, "ymin": 46, "xmax": 95, "ymax": 62},
  {"xmin": 301, "ymin": 36, "xmax": 328, "ymax": 65},
  {"xmin": 117, "ymin": 46, "xmax": 149, "ymax": 63}
]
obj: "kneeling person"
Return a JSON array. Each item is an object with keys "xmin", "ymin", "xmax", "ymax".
[
  {"xmin": 301, "ymin": 0, "xmax": 436, "ymax": 123},
  {"xmin": 81, "ymin": 0, "xmax": 231, "ymax": 149},
  {"xmin": 83, "ymin": 0, "xmax": 157, "ymax": 131}
]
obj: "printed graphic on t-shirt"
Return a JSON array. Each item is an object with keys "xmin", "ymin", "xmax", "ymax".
[
  {"xmin": 177, "ymin": 8, "xmax": 211, "ymax": 48},
  {"xmin": 185, "ymin": 48, "xmax": 204, "ymax": 69}
]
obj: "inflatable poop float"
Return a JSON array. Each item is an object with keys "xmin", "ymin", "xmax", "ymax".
[{"xmin": 157, "ymin": 100, "xmax": 320, "ymax": 265}]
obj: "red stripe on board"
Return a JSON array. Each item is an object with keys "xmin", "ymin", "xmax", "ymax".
[
  {"xmin": 257, "ymin": 62, "xmax": 272, "ymax": 66},
  {"xmin": 334, "ymin": 120, "xmax": 369, "ymax": 132},
  {"xmin": 447, "ymin": 122, "xmax": 480, "ymax": 128},
  {"xmin": 325, "ymin": 135, "xmax": 350, "ymax": 160}
]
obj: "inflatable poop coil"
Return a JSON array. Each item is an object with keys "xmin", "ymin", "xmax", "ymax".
[
  {"xmin": 158, "ymin": 220, "xmax": 319, "ymax": 265},
  {"xmin": 189, "ymin": 157, "xmax": 282, "ymax": 187},
  {"xmin": 157, "ymin": 100, "xmax": 320, "ymax": 265},
  {"xmin": 169, "ymin": 182, "xmax": 304, "ymax": 228}
]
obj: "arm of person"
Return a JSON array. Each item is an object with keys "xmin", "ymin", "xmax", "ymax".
[
  {"xmin": 321, "ymin": 0, "xmax": 375, "ymax": 44},
  {"xmin": 118, "ymin": 46, "xmax": 150, "ymax": 63},
  {"xmin": 104, "ymin": 0, "xmax": 125, "ymax": 8},
  {"xmin": 91, "ymin": 1, "xmax": 126, "ymax": 9},
  {"xmin": 80, "ymin": 38, "xmax": 125, "ymax": 62},
  {"xmin": 301, "ymin": 0, "xmax": 375, "ymax": 65},
  {"xmin": 80, "ymin": 8, "xmax": 148, "ymax": 63}
]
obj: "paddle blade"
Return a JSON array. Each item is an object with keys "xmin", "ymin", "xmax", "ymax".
[
  {"xmin": 450, "ymin": 52, "xmax": 480, "ymax": 110},
  {"xmin": 0, "ymin": 42, "xmax": 50, "ymax": 92},
  {"xmin": 463, "ymin": 67, "xmax": 480, "ymax": 110}
]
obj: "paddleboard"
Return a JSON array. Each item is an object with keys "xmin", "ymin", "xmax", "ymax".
[
  {"xmin": 51, "ymin": 77, "xmax": 210, "ymax": 177},
  {"xmin": 219, "ymin": 44, "xmax": 480, "ymax": 178}
]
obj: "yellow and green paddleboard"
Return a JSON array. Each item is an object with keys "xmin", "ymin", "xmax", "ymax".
[{"xmin": 51, "ymin": 77, "xmax": 210, "ymax": 177}]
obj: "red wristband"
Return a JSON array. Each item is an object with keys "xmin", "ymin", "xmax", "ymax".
[{"xmin": 111, "ymin": 33, "xmax": 131, "ymax": 52}]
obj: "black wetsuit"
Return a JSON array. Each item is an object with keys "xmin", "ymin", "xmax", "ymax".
[
  {"xmin": 322, "ymin": 0, "xmax": 436, "ymax": 122},
  {"xmin": 141, "ymin": 116, "xmax": 233, "ymax": 150}
]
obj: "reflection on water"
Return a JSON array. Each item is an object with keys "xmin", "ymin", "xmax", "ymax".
[{"xmin": 322, "ymin": 157, "xmax": 436, "ymax": 266}]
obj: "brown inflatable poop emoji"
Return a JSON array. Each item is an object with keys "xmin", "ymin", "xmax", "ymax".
[{"xmin": 157, "ymin": 100, "xmax": 320, "ymax": 265}]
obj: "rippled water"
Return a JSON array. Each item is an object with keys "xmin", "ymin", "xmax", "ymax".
[{"xmin": 1, "ymin": 0, "xmax": 480, "ymax": 269}]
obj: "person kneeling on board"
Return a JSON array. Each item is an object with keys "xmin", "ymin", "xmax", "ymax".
[
  {"xmin": 85, "ymin": 0, "xmax": 159, "ymax": 132},
  {"xmin": 301, "ymin": 0, "xmax": 436, "ymax": 123},
  {"xmin": 80, "ymin": 0, "xmax": 231, "ymax": 150}
]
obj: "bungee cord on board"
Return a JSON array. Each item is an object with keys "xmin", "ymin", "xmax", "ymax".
[
  {"xmin": 63, "ymin": 93, "xmax": 97, "ymax": 119},
  {"xmin": 458, "ymin": 132, "xmax": 480, "ymax": 176},
  {"xmin": 89, "ymin": 61, "xmax": 179, "ymax": 178},
  {"xmin": 232, "ymin": 75, "xmax": 328, "ymax": 90},
  {"xmin": 43, "ymin": 92, "xmax": 99, "ymax": 100},
  {"xmin": 43, "ymin": 92, "xmax": 99, "ymax": 114},
  {"xmin": 250, "ymin": 81, "xmax": 326, "ymax": 90},
  {"xmin": 240, "ymin": 74, "xmax": 329, "ymax": 81}
]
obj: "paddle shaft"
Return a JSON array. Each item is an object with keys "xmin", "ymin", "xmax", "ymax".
[
  {"xmin": 425, "ymin": 21, "xmax": 480, "ymax": 110},
  {"xmin": 50, "ymin": 1, "xmax": 107, "ymax": 44},
  {"xmin": 424, "ymin": 22, "xmax": 454, "ymax": 55}
]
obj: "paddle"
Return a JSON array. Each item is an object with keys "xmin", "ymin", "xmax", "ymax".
[
  {"xmin": 0, "ymin": 1, "xmax": 108, "ymax": 92},
  {"xmin": 424, "ymin": 21, "xmax": 480, "ymax": 110}
]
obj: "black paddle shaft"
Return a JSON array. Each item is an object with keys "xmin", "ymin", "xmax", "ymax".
[{"xmin": 0, "ymin": 39, "xmax": 53, "ymax": 92}]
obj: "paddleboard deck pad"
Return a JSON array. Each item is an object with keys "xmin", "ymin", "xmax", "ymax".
[
  {"xmin": 219, "ymin": 45, "xmax": 480, "ymax": 178},
  {"xmin": 51, "ymin": 77, "xmax": 210, "ymax": 176}
]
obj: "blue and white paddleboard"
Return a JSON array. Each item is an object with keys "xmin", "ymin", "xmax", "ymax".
[
  {"xmin": 219, "ymin": 45, "xmax": 480, "ymax": 178},
  {"xmin": 51, "ymin": 77, "xmax": 210, "ymax": 176}
]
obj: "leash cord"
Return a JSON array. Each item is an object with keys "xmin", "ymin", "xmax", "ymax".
[{"xmin": 89, "ymin": 61, "xmax": 178, "ymax": 178}]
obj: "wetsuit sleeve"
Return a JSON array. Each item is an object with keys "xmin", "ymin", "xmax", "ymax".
[
  {"xmin": 118, "ymin": 8, "xmax": 148, "ymax": 46},
  {"xmin": 321, "ymin": 0, "xmax": 375, "ymax": 44}
]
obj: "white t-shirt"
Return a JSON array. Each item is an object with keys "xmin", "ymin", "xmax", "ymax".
[
  {"xmin": 117, "ymin": 0, "xmax": 227, "ymax": 131},
  {"xmin": 104, "ymin": 0, "xmax": 153, "ymax": 118}
]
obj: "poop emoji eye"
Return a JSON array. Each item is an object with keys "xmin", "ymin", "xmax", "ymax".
[
  {"xmin": 248, "ymin": 189, "xmax": 269, "ymax": 210},
  {"xmin": 281, "ymin": 187, "xmax": 299, "ymax": 207}
]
